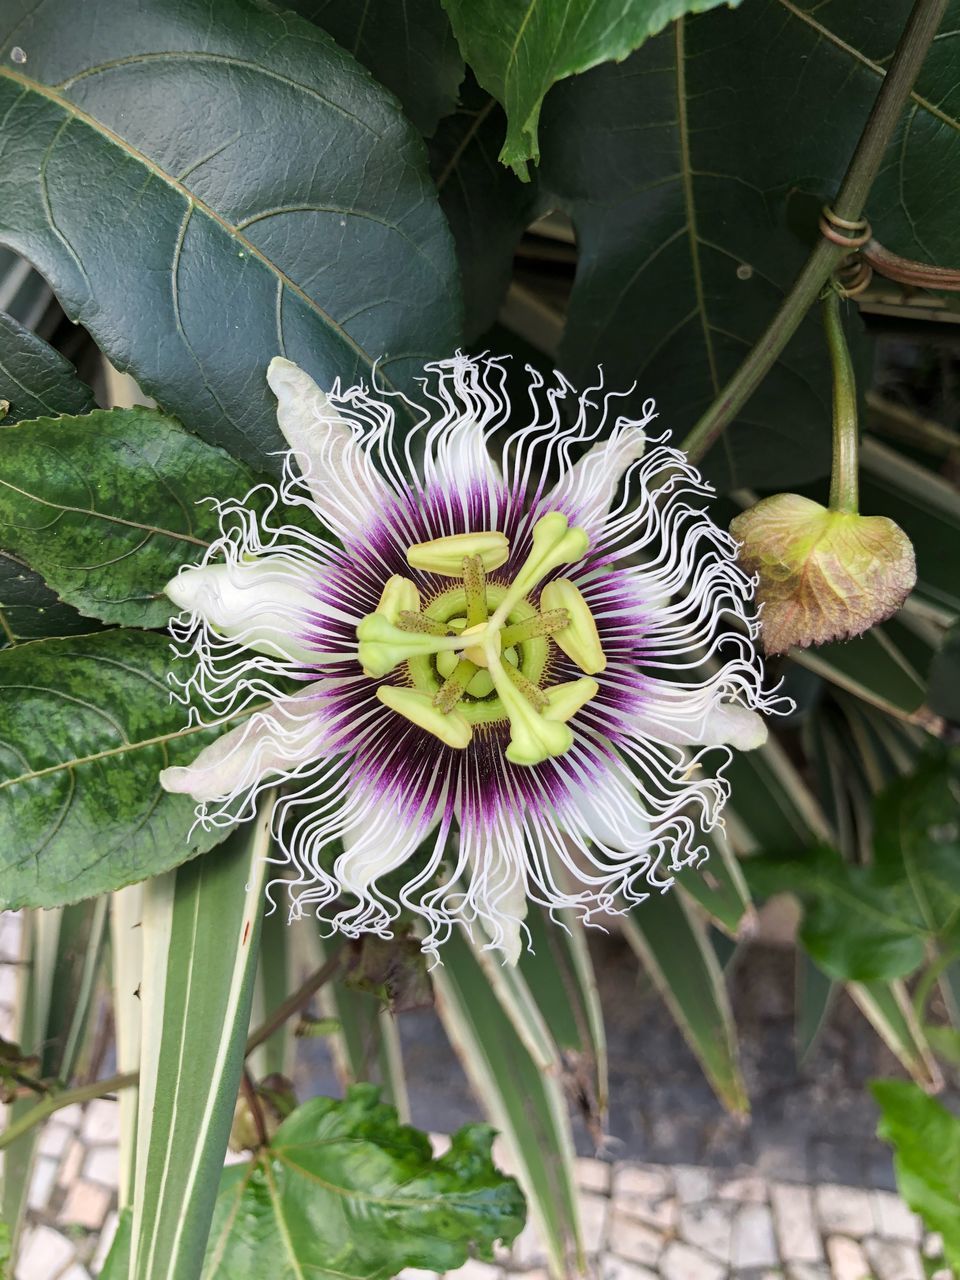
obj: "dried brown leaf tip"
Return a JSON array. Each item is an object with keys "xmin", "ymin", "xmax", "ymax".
[{"xmin": 730, "ymin": 493, "xmax": 916, "ymax": 655}]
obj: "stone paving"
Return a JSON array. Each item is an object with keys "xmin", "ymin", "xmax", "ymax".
[{"xmin": 2, "ymin": 912, "xmax": 956, "ymax": 1278}]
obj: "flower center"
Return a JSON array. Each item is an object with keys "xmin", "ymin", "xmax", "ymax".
[{"xmin": 355, "ymin": 513, "xmax": 607, "ymax": 766}]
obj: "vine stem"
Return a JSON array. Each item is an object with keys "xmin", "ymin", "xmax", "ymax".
[
  {"xmin": 680, "ymin": 0, "xmax": 947, "ymax": 464},
  {"xmin": 822, "ymin": 289, "xmax": 859, "ymax": 514},
  {"xmin": 0, "ymin": 950, "xmax": 343, "ymax": 1153},
  {"xmin": 0, "ymin": 1071, "xmax": 139, "ymax": 1152}
]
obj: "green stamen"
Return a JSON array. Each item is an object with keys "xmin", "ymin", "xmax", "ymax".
[{"xmin": 358, "ymin": 512, "xmax": 596, "ymax": 761}]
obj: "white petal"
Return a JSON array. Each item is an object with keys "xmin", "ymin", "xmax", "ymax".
[
  {"xmin": 334, "ymin": 783, "xmax": 440, "ymax": 902},
  {"xmin": 546, "ymin": 424, "xmax": 646, "ymax": 536},
  {"xmin": 165, "ymin": 557, "xmax": 325, "ymax": 666},
  {"xmin": 459, "ymin": 820, "xmax": 528, "ymax": 966},
  {"xmin": 565, "ymin": 759, "xmax": 651, "ymax": 853},
  {"xmin": 267, "ymin": 357, "xmax": 390, "ymax": 543},
  {"xmin": 160, "ymin": 683, "xmax": 329, "ymax": 802},
  {"xmin": 632, "ymin": 679, "xmax": 769, "ymax": 751}
]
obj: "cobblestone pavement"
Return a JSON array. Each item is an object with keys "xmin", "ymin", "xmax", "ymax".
[{"xmin": 2, "ymin": 914, "xmax": 955, "ymax": 1278}]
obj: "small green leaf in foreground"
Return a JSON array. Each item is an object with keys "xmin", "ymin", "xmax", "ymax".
[
  {"xmin": 0, "ymin": 629, "xmax": 243, "ymax": 910},
  {"xmin": 203, "ymin": 1084, "xmax": 525, "ymax": 1278},
  {"xmin": 442, "ymin": 0, "xmax": 744, "ymax": 177},
  {"xmin": 0, "ymin": 408, "xmax": 258, "ymax": 629},
  {"xmin": 872, "ymin": 1079, "xmax": 960, "ymax": 1272}
]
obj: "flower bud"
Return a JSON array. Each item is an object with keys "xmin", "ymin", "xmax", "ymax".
[{"xmin": 730, "ymin": 494, "xmax": 916, "ymax": 655}]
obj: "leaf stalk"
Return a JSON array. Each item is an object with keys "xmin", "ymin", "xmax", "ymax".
[{"xmin": 822, "ymin": 289, "xmax": 860, "ymax": 515}]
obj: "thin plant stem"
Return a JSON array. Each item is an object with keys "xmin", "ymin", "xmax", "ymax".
[
  {"xmin": 681, "ymin": 0, "xmax": 947, "ymax": 464},
  {"xmin": 0, "ymin": 1070, "xmax": 138, "ymax": 1153},
  {"xmin": 822, "ymin": 289, "xmax": 860, "ymax": 514},
  {"xmin": 240, "ymin": 1068, "xmax": 270, "ymax": 1149},
  {"xmin": 244, "ymin": 947, "xmax": 342, "ymax": 1056},
  {"xmin": 0, "ymin": 952, "xmax": 343, "ymax": 1152}
]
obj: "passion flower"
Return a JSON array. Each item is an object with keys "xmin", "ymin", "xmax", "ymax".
[{"xmin": 161, "ymin": 355, "xmax": 779, "ymax": 960}]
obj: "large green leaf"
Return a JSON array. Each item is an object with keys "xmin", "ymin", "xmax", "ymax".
[
  {"xmin": 873, "ymin": 1079, "xmax": 960, "ymax": 1270},
  {"xmin": 290, "ymin": 0, "xmax": 464, "ymax": 137},
  {"xmin": 131, "ymin": 814, "xmax": 270, "ymax": 1280},
  {"xmin": 0, "ymin": 309, "xmax": 94, "ymax": 424},
  {"xmin": 0, "ymin": 408, "xmax": 256, "ymax": 627},
  {"xmin": 0, "ymin": 629, "xmax": 243, "ymax": 910},
  {"xmin": 0, "ymin": 0, "xmax": 461, "ymax": 473},
  {"xmin": 442, "ymin": 0, "xmax": 744, "ymax": 177},
  {"xmin": 201, "ymin": 1084, "xmax": 525, "ymax": 1278},
  {"xmin": 447, "ymin": 1, "xmax": 960, "ymax": 489}
]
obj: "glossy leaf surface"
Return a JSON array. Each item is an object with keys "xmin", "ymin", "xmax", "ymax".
[
  {"xmin": 291, "ymin": 0, "xmax": 464, "ymax": 136},
  {"xmin": 0, "ymin": 0, "xmax": 461, "ymax": 472},
  {"xmin": 0, "ymin": 309, "xmax": 94, "ymax": 424},
  {"xmin": 202, "ymin": 1084, "xmax": 525, "ymax": 1278}
]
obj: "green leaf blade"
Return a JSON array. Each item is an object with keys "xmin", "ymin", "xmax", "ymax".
[
  {"xmin": 0, "ymin": 629, "xmax": 239, "ymax": 910},
  {"xmin": 203, "ymin": 1084, "xmax": 525, "ymax": 1279},
  {"xmin": 0, "ymin": 407, "xmax": 257, "ymax": 627},
  {"xmin": 442, "ymin": 0, "xmax": 744, "ymax": 177},
  {"xmin": 0, "ymin": 309, "xmax": 94, "ymax": 424},
  {"xmin": 0, "ymin": 0, "xmax": 461, "ymax": 472}
]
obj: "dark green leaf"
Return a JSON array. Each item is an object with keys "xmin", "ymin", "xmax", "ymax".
[
  {"xmin": 289, "ymin": 0, "xmax": 464, "ymax": 136},
  {"xmin": 872, "ymin": 1079, "xmax": 960, "ymax": 1271},
  {"xmin": 450, "ymin": 1, "xmax": 960, "ymax": 489},
  {"xmin": 744, "ymin": 846, "xmax": 927, "ymax": 982},
  {"xmin": 0, "ymin": 309, "xmax": 98, "ymax": 646},
  {"xmin": 0, "ymin": 629, "xmax": 243, "ymax": 910},
  {"xmin": 202, "ymin": 1084, "xmax": 525, "ymax": 1278},
  {"xmin": 0, "ymin": 552, "xmax": 105, "ymax": 649},
  {"xmin": 0, "ymin": 0, "xmax": 461, "ymax": 473},
  {"xmin": 0, "ymin": 310, "xmax": 94, "ymax": 424},
  {"xmin": 430, "ymin": 76, "xmax": 538, "ymax": 338},
  {"xmin": 0, "ymin": 407, "xmax": 257, "ymax": 627},
  {"xmin": 873, "ymin": 759, "xmax": 960, "ymax": 941},
  {"xmin": 442, "ymin": 0, "xmax": 744, "ymax": 177}
]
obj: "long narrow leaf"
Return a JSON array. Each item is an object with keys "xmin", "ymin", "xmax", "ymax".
[
  {"xmin": 111, "ymin": 885, "xmax": 144, "ymax": 1210},
  {"xmin": 432, "ymin": 928, "xmax": 584, "ymax": 1277},
  {"xmin": 130, "ymin": 809, "xmax": 270, "ymax": 1280},
  {"xmin": 848, "ymin": 979, "xmax": 942, "ymax": 1091},
  {"xmin": 621, "ymin": 891, "xmax": 748, "ymax": 1116}
]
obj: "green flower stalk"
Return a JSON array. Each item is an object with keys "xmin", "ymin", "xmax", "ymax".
[{"xmin": 731, "ymin": 291, "xmax": 916, "ymax": 655}]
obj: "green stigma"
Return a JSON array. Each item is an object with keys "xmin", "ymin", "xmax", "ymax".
[{"xmin": 358, "ymin": 513, "xmax": 605, "ymax": 765}]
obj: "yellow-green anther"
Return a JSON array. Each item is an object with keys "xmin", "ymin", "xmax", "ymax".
[
  {"xmin": 375, "ymin": 575, "xmax": 420, "ymax": 623},
  {"xmin": 540, "ymin": 579, "xmax": 607, "ymax": 674},
  {"xmin": 396, "ymin": 610, "xmax": 448, "ymax": 635},
  {"xmin": 357, "ymin": 612, "xmax": 465, "ymax": 678},
  {"xmin": 499, "ymin": 608, "xmax": 570, "ymax": 648},
  {"xmin": 406, "ymin": 531, "xmax": 510, "ymax": 576},
  {"xmin": 433, "ymin": 657, "xmax": 479, "ymax": 713},
  {"xmin": 543, "ymin": 677, "xmax": 599, "ymax": 723},
  {"xmin": 463, "ymin": 554, "xmax": 488, "ymax": 627},
  {"xmin": 492, "ymin": 512, "xmax": 589, "ymax": 624},
  {"xmin": 503, "ymin": 661, "xmax": 549, "ymax": 711},
  {"xmin": 377, "ymin": 686, "xmax": 473, "ymax": 749},
  {"xmin": 486, "ymin": 642, "xmax": 573, "ymax": 766}
]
